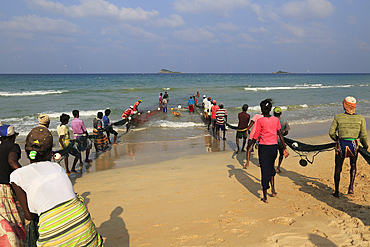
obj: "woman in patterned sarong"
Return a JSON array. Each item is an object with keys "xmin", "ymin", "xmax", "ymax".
[
  {"xmin": 10, "ymin": 126, "xmax": 103, "ymax": 246},
  {"xmin": 93, "ymin": 112, "xmax": 109, "ymax": 152},
  {"xmin": 0, "ymin": 124, "xmax": 26, "ymax": 246}
]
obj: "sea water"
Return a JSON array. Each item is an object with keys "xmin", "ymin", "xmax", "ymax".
[{"xmin": 1, "ymin": 73, "xmax": 370, "ymax": 143}]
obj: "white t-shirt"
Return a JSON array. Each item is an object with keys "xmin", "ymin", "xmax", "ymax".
[
  {"xmin": 10, "ymin": 161, "xmax": 76, "ymax": 215},
  {"xmin": 204, "ymin": 100, "xmax": 211, "ymax": 112}
]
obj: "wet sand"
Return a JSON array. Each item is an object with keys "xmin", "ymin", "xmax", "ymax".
[{"xmin": 65, "ymin": 127, "xmax": 370, "ymax": 246}]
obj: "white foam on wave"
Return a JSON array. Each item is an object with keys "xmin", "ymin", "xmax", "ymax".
[
  {"xmin": 0, "ymin": 90, "xmax": 68, "ymax": 96},
  {"xmin": 44, "ymin": 109, "xmax": 106, "ymax": 119},
  {"xmin": 244, "ymin": 84, "xmax": 353, "ymax": 91},
  {"xmin": 163, "ymin": 88, "xmax": 171, "ymax": 90},
  {"xmin": 152, "ymin": 120, "xmax": 204, "ymax": 128}
]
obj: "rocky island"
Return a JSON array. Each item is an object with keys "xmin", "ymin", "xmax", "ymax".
[{"xmin": 158, "ymin": 69, "xmax": 183, "ymax": 74}]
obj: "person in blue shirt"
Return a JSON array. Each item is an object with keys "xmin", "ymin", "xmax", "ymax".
[
  {"xmin": 103, "ymin": 109, "xmax": 118, "ymax": 145},
  {"xmin": 187, "ymin": 96, "xmax": 195, "ymax": 113}
]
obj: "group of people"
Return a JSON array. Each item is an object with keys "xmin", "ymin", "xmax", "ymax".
[
  {"xmin": 233, "ymin": 96, "xmax": 367, "ymax": 202},
  {"xmin": 0, "ymin": 116, "xmax": 103, "ymax": 246},
  {"xmin": 159, "ymin": 92, "xmax": 169, "ymax": 113},
  {"xmin": 202, "ymin": 95, "xmax": 228, "ymax": 140}
]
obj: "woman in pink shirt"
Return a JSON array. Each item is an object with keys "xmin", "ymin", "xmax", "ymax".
[{"xmin": 247, "ymin": 99, "xmax": 288, "ymax": 203}]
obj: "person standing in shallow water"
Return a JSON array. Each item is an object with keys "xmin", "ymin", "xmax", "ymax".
[
  {"xmin": 236, "ymin": 104, "xmax": 250, "ymax": 153},
  {"xmin": 329, "ymin": 96, "xmax": 368, "ymax": 198},
  {"xmin": 247, "ymin": 99, "xmax": 288, "ymax": 203}
]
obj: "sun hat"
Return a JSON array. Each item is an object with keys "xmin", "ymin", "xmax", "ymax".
[
  {"xmin": 138, "ymin": 100, "xmax": 142, "ymax": 103},
  {"xmin": 274, "ymin": 107, "xmax": 282, "ymax": 114},
  {"xmin": 203, "ymin": 95, "xmax": 206, "ymax": 98},
  {"xmin": 0, "ymin": 124, "xmax": 18, "ymax": 137},
  {"xmin": 130, "ymin": 105, "xmax": 134, "ymax": 109},
  {"xmin": 344, "ymin": 96, "xmax": 356, "ymax": 104},
  {"xmin": 212, "ymin": 100, "xmax": 216, "ymax": 104},
  {"xmin": 25, "ymin": 126, "xmax": 53, "ymax": 152}
]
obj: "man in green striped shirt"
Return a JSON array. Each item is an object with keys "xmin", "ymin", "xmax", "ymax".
[{"xmin": 329, "ymin": 96, "xmax": 368, "ymax": 198}]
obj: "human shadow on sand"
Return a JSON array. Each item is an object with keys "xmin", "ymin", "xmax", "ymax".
[
  {"xmin": 97, "ymin": 206, "xmax": 129, "ymax": 247},
  {"xmin": 309, "ymin": 234, "xmax": 337, "ymax": 247},
  {"xmin": 278, "ymin": 167, "xmax": 370, "ymax": 226},
  {"xmin": 227, "ymin": 165, "xmax": 261, "ymax": 198}
]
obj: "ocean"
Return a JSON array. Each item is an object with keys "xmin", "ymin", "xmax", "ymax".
[{"xmin": 1, "ymin": 73, "xmax": 370, "ymax": 144}]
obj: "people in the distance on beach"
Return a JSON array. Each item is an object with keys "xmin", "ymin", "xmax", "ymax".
[
  {"xmin": 210, "ymin": 100, "xmax": 220, "ymax": 137},
  {"xmin": 236, "ymin": 104, "xmax": 250, "ymax": 153},
  {"xmin": 93, "ymin": 112, "xmax": 109, "ymax": 152},
  {"xmin": 216, "ymin": 103, "xmax": 228, "ymax": 140},
  {"xmin": 188, "ymin": 96, "xmax": 195, "ymax": 113},
  {"xmin": 122, "ymin": 106, "xmax": 134, "ymax": 132},
  {"xmin": 329, "ymin": 96, "xmax": 368, "ymax": 198},
  {"xmin": 38, "ymin": 113, "xmax": 50, "ymax": 128},
  {"xmin": 0, "ymin": 124, "xmax": 27, "ymax": 245},
  {"xmin": 71, "ymin": 110, "xmax": 91, "ymax": 163},
  {"xmin": 247, "ymin": 99, "xmax": 288, "ymax": 203},
  {"xmin": 245, "ymin": 112, "xmax": 263, "ymax": 168},
  {"xmin": 163, "ymin": 92, "xmax": 169, "ymax": 103},
  {"xmin": 204, "ymin": 96, "xmax": 212, "ymax": 125},
  {"xmin": 273, "ymin": 107, "xmax": 290, "ymax": 173},
  {"xmin": 159, "ymin": 93, "xmax": 163, "ymax": 106},
  {"xmin": 133, "ymin": 100, "xmax": 142, "ymax": 113},
  {"xmin": 57, "ymin": 113, "xmax": 82, "ymax": 175},
  {"xmin": 162, "ymin": 98, "xmax": 168, "ymax": 113},
  {"xmin": 193, "ymin": 95, "xmax": 198, "ymax": 107},
  {"xmin": 10, "ymin": 126, "xmax": 103, "ymax": 246},
  {"xmin": 103, "ymin": 108, "xmax": 118, "ymax": 145}
]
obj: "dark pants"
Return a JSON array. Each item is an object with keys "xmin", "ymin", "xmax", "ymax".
[{"xmin": 258, "ymin": 144, "xmax": 278, "ymax": 190}]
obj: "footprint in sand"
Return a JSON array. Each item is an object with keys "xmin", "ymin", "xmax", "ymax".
[{"xmin": 269, "ymin": 216, "xmax": 296, "ymax": 225}]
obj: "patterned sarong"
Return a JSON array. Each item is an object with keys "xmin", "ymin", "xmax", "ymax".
[
  {"xmin": 338, "ymin": 139, "xmax": 358, "ymax": 158},
  {"xmin": 37, "ymin": 197, "xmax": 103, "ymax": 246},
  {"xmin": 93, "ymin": 128, "xmax": 108, "ymax": 152},
  {"xmin": 0, "ymin": 184, "xmax": 26, "ymax": 246}
]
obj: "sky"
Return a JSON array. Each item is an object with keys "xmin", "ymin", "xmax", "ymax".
[{"xmin": 0, "ymin": 0, "xmax": 369, "ymax": 73}]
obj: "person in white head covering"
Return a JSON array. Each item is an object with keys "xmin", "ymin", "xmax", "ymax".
[{"xmin": 329, "ymin": 96, "xmax": 368, "ymax": 197}]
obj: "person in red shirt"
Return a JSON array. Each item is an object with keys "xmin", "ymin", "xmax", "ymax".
[
  {"xmin": 133, "ymin": 100, "xmax": 142, "ymax": 112},
  {"xmin": 122, "ymin": 106, "xmax": 134, "ymax": 132},
  {"xmin": 247, "ymin": 99, "xmax": 288, "ymax": 203},
  {"xmin": 210, "ymin": 100, "xmax": 220, "ymax": 137}
]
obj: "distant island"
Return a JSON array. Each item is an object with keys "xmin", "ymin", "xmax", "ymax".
[
  {"xmin": 273, "ymin": 71, "xmax": 291, "ymax": 74},
  {"xmin": 159, "ymin": 69, "xmax": 183, "ymax": 74}
]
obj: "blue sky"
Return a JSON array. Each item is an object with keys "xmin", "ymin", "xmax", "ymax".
[{"xmin": 0, "ymin": 0, "xmax": 369, "ymax": 73}]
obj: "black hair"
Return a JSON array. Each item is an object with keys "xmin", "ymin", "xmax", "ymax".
[
  {"xmin": 105, "ymin": 109, "xmax": 111, "ymax": 116},
  {"xmin": 190, "ymin": 96, "xmax": 192, "ymax": 99},
  {"xmin": 72, "ymin": 110, "xmax": 79, "ymax": 118},
  {"xmin": 219, "ymin": 103, "xmax": 224, "ymax": 109},
  {"xmin": 60, "ymin": 113, "xmax": 70, "ymax": 124},
  {"xmin": 260, "ymin": 99, "xmax": 273, "ymax": 116},
  {"xmin": 273, "ymin": 111, "xmax": 281, "ymax": 117},
  {"xmin": 97, "ymin": 112, "xmax": 103, "ymax": 119},
  {"xmin": 242, "ymin": 104, "xmax": 248, "ymax": 112}
]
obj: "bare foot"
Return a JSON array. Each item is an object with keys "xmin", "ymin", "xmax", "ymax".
[
  {"xmin": 243, "ymin": 163, "xmax": 249, "ymax": 169},
  {"xmin": 261, "ymin": 198, "xmax": 268, "ymax": 203},
  {"xmin": 348, "ymin": 189, "xmax": 354, "ymax": 194},
  {"xmin": 113, "ymin": 143, "xmax": 119, "ymax": 145},
  {"xmin": 271, "ymin": 190, "xmax": 277, "ymax": 197},
  {"xmin": 241, "ymin": 149, "xmax": 246, "ymax": 152},
  {"xmin": 85, "ymin": 159, "xmax": 92, "ymax": 163},
  {"xmin": 332, "ymin": 192, "xmax": 339, "ymax": 198},
  {"xmin": 276, "ymin": 168, "xmax": 281, "ymax": 173},
  {"xmin": 236, "ymin": 149, "xmax": 240, "ymax": 154}
]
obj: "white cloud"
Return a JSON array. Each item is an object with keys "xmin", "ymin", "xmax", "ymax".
[
  {"xmin": 240, "ymin": 33, "xmax": 255, "ymax": 42},
  {"xmin": 102, "ymin": 24, "xmax": 163, "ymax": 41},
  {"xmin": 0, "ymin": 15, "xmax": 81, "ymax": 34},
  {"xmin": 174, "ymin": 28, "xmax": 217, "ymax": 42},
  {"xmin": 282, "ymin": 23, "xmax": 306, "ymax": 37},
  {"xmin": 248, "ymin": 27, "xmax": 268, "ymax": 33},
  {"xmin": 173, "ymin": 0, "xmax": 251, "ymax": 15},
  {"xmin": 281, "ymin": 0, "xmax": 334, "ymax": 21},
  {"xmin": 250, "ymin": 3, "xmax": 279, "ymax": 22},
  {"xmin": 29, "ymin": 0, "xmax": 159, "ymax": 21},
  {"xmin": 216, "ymin": 22, "xmax": 240, "ymax": 31},
  {"xmin": 151, "ymin": 14, "xmax": 185, "ymax": 27}
]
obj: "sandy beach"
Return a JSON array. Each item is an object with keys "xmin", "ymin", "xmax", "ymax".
[{"xmin": 48, "ymin": 127, "xmax": 370, "ymax": 247}]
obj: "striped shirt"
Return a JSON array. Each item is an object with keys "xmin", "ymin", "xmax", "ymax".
[{"xmin": 216, "ymin": 109, "xmax": 227, "ymax": 125}]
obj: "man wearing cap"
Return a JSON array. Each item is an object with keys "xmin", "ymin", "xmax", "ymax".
[
  {"xmin": 71, "ymin": 110, "xmax": 91, "ymax": 163},
  {"xmin": 204, "ymin": 96, "xmax": 212, "ymax": 125},
  {"xmin": 329, "ymin": 96, "xmax": 368, "ymax": 198},
  {"xmin": 273, "ymin": 107, "xmax": 290, "ymax": 173},
  {"xmin": 0, "ymin": 124, "xmax": 27, "ymax": 244}
]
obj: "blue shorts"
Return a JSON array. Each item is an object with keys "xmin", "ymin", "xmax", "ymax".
[
  {"xmin": 217, "ymin": 124, "xmax": 225, "ymax": 131},
  {"xmin": 338, "ymin": 139, "xmax": 358, "ymax": 158}
]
